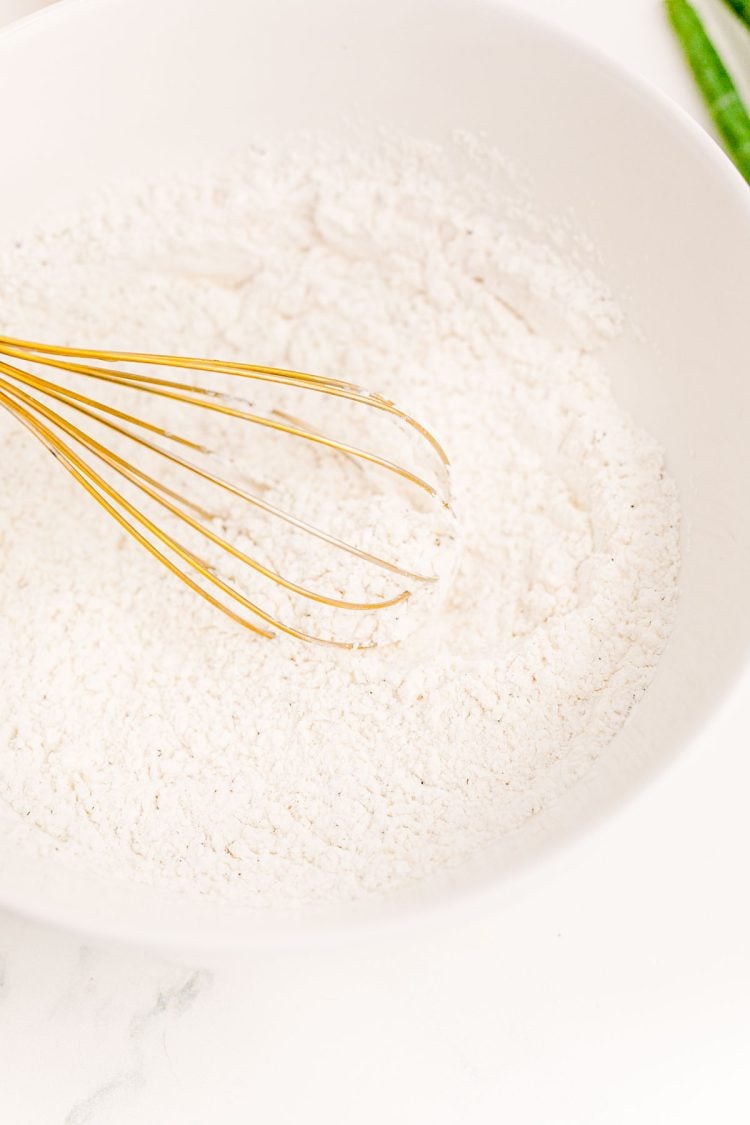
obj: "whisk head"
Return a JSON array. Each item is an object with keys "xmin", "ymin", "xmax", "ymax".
[{"xmin": 0, "ymin": 335, "xmax": 454, "ymax": 648}]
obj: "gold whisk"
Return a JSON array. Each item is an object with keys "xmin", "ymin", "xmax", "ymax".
[{"xmin": 0, "ymin": 335, "xmax": 450, "ymax": 648}]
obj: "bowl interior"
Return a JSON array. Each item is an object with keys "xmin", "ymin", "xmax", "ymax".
[{"xmin": 1, "ymin": 0, "xmax": 749, "ymax": 949}]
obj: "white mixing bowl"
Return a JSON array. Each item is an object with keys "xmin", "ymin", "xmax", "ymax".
[{"xmin": 1, "ymin": 0, "xmax": 748, "ymax": 950}]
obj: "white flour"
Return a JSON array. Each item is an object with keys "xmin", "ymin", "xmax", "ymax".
[{"xmin": 0, "ymin": 133, "xmax": 680, "ymax": 908}]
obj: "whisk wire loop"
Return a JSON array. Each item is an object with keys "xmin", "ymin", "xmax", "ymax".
[{"xmin": 0, "ymin": 335, "xmax": 451, "ymax": 645}]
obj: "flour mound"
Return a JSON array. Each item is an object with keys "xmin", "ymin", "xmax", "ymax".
[{"xmin": 0, "ymin": 133, "xmax": 680, "ymax": 908}]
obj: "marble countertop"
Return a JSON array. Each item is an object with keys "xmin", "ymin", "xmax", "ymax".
[{"xmin": 1, "ymin": 2, "xmax": 748, "ymax": 1122}]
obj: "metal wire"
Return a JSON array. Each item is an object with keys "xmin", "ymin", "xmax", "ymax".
[{"xmin": 0, "ymin": 335, "xmax": 451, "ymax": 647}]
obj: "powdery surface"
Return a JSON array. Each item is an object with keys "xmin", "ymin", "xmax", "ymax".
[{"xmin": 0, "ymin": 134, "xmax": 680, "ymax": 908}]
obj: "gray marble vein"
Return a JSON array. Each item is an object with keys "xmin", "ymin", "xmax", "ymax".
[
  {"xmin": 64, "ymin": 1071, "xmax": 144, "ymax": 1125},
  {"xmin": 0, "ymin": 908, "xmax": 216, "ymax": 1125},
  {"xmin": 129, "ymin": 969, "xmax": 212, "ymax": 1042},
  {"xmin": 62, "ymin": 965, "xmax": 213, "ymax": 1124}
]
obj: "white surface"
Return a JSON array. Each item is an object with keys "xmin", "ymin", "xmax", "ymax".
[
  {"xmin": 0, "ymin": 0, "xmax": 52, "ymax": 19},
  {"xmin": 0, "ymin": 0, "xmax": 748, "ymax": 1121}
]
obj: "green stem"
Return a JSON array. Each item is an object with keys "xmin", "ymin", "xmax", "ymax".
[
  {"xmin": 665, "ymin": 0, "xmax": 750, "ymax": 181},
  {"xmin": 721, "ymin": 0, "xmax": 750, "ymax": 31}
]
